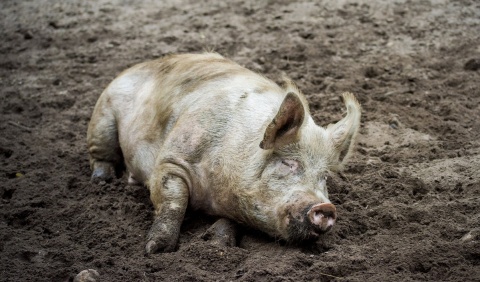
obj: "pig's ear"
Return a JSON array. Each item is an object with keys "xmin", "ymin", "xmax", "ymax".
[
  {"xmin": 326, "ymin": 92, "xmax": 361, "ymax": 170},
  {"xmin": 260, "ymin": 92, "xmax": 305, "ymax": 150}
]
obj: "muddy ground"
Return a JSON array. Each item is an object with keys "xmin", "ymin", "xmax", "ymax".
[{"xmin": 1, "ymin": 0, "xmax": 479, "ymax": 281}]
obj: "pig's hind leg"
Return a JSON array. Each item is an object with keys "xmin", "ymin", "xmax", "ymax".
[
  {"xmin": 145, "ymin": 165, "xmax": 190, "ymax": 253},
  {"xmin": 87, "ymin": 94, "xmax": 122, "ymax": 183}
]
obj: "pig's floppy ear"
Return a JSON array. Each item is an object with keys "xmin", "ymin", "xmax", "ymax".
[
  {"xmin": 327, "ymin": 92, "xmax": 361, "ymax": 170},
  {"xmin": 260, "ymin": 92, "xmax": 305, "ymax": 150}
]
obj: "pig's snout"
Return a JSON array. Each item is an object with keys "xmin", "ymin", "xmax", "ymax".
[{"xmin": 307, "ymin": 203, "xmax": 337, "ymax": 234}]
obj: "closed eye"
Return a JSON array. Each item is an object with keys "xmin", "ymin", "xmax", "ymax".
[{"xmin": 279, "ymin": 159, "xmax": 300, "ymax": 174}]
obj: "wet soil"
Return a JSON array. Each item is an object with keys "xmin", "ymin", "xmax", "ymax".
[{"xmin": 1, "ymin": 0, "xmax": 479, "ymax": 281}]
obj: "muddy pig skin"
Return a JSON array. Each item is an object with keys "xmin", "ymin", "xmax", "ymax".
[{"xmin": 87, "ymin": 53, "xmax": 361, "ymax": 253}]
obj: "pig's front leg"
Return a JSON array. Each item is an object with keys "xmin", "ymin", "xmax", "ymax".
[
  {"xmin": 145, "ymin": 166, "xmax": 189, "ymax": 254},
  {"xmin": 202, "ymin": 218, "xmax": 239, "ymax": 247}
]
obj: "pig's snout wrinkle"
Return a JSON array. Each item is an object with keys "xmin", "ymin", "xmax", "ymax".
[{"xmin": 307, "ymin": 203, "xmax": 337, "ymax": 233}]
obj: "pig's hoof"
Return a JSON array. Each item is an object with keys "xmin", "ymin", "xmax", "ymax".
[
  {"xmin": 127, "ymin": 173, "xmax": 141, "ymax": 185},
  {"xmin": 145, "ymin": 223, "xmax": 179, "ymax": 254},
  {"xmin": 201, "ymin": 218, "xmax": 238, "ymax": 247},
  {"xmin": 73, "ymin": 269, "xmax": 100, "ymax": 282},
  {"xmin": 145, "ymin": 240, "xmax": 159, "ymax": 254},
  {"xmin": 145, "ymin": 239, "xmax": 176, "ymax": 254},
  {"xmin": 91, "ymin": 161, "xmax": 114, "ymax": 183}
]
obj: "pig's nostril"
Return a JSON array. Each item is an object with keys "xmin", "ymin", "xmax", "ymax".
[{"xmin": 314, "ymin": 211, "xmax": 328, "ymax": 219}]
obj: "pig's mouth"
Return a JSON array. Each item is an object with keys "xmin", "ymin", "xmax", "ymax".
[
  {"xmin": 308, "ymin": 225, "xmax": 333, "ymax": 238},
  {"xmin": 302, "ymin": 224, "xmax": 333, "ymax": 241},
  {"xmin": 286, "ymin": 216, "xmax": 324, "ymax": 242}
]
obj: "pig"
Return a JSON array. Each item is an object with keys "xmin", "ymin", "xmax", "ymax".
[{"xmin": 87, "ymin": 53, "xmax": 361, "ymax": 253}]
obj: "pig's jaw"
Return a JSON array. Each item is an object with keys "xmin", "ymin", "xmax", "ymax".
[{"xmin": 284, "ymin": 205, "xmax": 322, "ymax": 241}]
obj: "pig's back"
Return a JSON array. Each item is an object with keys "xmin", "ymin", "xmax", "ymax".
[{"xmin": 104, "ymin": 53, "xmax": 284, "ymax": 183}]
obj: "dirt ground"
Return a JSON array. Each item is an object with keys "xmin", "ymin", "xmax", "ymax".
[{"xmin": 1, "ymin": 0, "xmax": 479, "ymax": 281}]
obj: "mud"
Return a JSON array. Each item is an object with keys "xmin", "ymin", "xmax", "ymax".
[{"xmin": 1, "ymin": 0, "xmax": 479, "ymax": 281}]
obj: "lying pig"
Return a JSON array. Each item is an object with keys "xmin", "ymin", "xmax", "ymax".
[{"xmin": 87, "ymin": 53, "xmax": 361, "ymax": 253}]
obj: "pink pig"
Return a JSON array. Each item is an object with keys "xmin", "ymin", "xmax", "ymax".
[{"xmin": 87, "ymin": 53, "xmax": 361, "ymax": 253}]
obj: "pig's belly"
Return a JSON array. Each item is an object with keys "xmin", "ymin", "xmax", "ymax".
[
  {"xmin": 107, "ymin": 69, "xmax": 168, "ymax": 184},
  {"xmin": 123, "ymin": 141, "xmax": 157, "ymax": 184},
  {"xmin": 117, "ymin": 116, "xmax": 160, "ymax": 185}
]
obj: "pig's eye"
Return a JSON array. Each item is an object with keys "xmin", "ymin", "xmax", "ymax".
[{"xmin": 278, "ymin": 159, "xmax": 299, "ymax": 174}]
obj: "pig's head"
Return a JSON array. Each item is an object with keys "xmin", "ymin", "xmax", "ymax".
[{"xmin": 253, "ymin": 90, "xmax": 361, "ymax": 242}]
